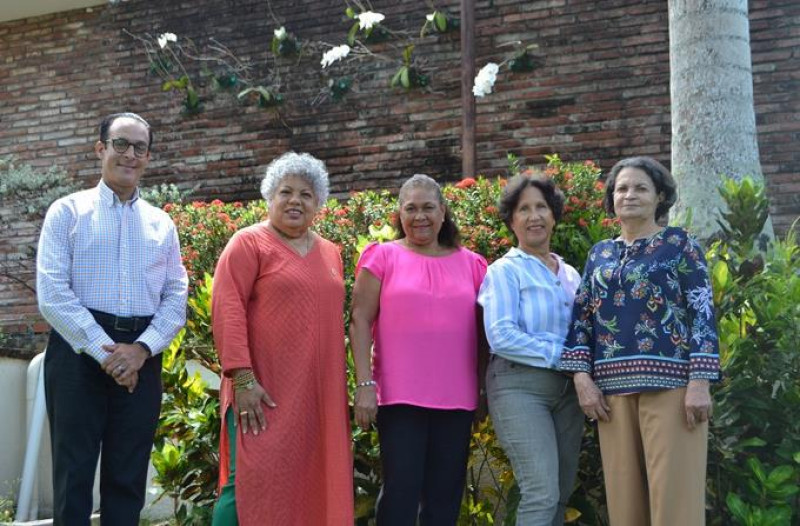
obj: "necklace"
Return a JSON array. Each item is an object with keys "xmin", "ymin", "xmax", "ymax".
[{"xmin": 268, "ymin": 222, "xmax": 312, "ymax": 256}]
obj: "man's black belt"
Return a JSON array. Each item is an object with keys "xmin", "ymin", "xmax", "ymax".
[{"xmin": 88, "ymin": 309, "xmax": 154, "ymax": 333}]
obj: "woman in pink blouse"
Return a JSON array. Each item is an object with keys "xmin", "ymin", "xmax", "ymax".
[{"xmin": 350, "ymin": 174, "xmax": 488, "ymax": 525}]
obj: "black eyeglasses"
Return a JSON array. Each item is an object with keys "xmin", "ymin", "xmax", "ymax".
[{"xmin": 106, "ymin": 138, "xmax": 149, "ymax": 158}]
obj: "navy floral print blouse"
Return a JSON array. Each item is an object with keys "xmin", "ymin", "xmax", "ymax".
[{"xmin": 560, "ymin": 227, "xmax": 720, "ymax": 395}]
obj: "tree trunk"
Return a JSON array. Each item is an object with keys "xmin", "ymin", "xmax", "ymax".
[{"xmin": 668, "ymin": 0, "xmax": 773, "ymax": 238}]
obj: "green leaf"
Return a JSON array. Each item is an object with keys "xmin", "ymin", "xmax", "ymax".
[
  {"xmin": 725, "ymin": 493, "xmax": 748, "ymax": 521},
  {"xmin": 390, "ymin": 67, "xmax": 405, "ymax": 88},
  {"xmin": 737, "ymin": 437, "xmax": 767, "ymax": 449},
  {"xmin": 238, "ymin": 86, "xmax": 275, "ymax": 101},
  {"xmin": 402, "ymin": 44, "xmax": 414, "ymax": 65},
  {"xmin": 712, "ymin": 259, "xmax": 729, "ymax": 290},
  {"xmin": 185, "ymin": 87, "xmax": 200, "ymax": 109},
  {"xmin": 765, "ymin": 465, "xmax": 795, "ymax": 488},
  {"xmin": 345, "ymin": 7, "xmax": 355, "ymax": 18},
  {"xmin": 434, "ymin": 11, "xmax": 447, "ymax": 32},
  {"xmin": 746, "ymin": 456, "xmax": 767, "ymax": 484},
  {"xmin": 400, "ymin": 67, "xmax": 410, "ymax": 88},
  {"xmin": 347, "ymin": 22, "xmax": 359, "ymax": 46},
  {"xmin": 162, "ymin": 76, "xmax": 188, "ymax": 92},
  {"xmin": 368, "ymin": 223, "xmax": 396, "ymax": 241}
]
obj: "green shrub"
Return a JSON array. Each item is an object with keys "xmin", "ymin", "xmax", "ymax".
[
  {"xmin": 0, "ymin": 157, "xmax": 80, "ymax": 298},
  {"xmin": 0, "ymin": 157, "xmax": 79, "ymax": 216},
  {"xmin": 705, "ymin": 178, "xmax": 800, "ymax": 526}
]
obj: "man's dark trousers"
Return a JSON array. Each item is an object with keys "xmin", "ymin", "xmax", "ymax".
[{"xmin": 44, "ymin": 317, "xmax": 162, "ymax": 526}]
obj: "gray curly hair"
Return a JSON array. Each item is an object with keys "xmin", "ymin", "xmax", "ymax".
[{"xmin": 260, "ymin": 152, "xmax": 330, "ymax": 208}]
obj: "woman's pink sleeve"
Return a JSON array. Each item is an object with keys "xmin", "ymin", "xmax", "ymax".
[
  {"xmin": 355, "ymin": 242, "xmax": 386, "ymax": 281},
  {"xmin": 473, "ymin": 252, "xmax": 488, "ymax": 291}
]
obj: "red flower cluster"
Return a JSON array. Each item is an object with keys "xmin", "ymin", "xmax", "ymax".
[{"xmin": 455, "ymin": 177, "xmax": 477, "ymax": 189}]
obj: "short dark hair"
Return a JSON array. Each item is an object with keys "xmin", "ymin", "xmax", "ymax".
[
  {"xmin": 498, "ymin": 173, "xmax": 565, "ymax": 231},
  {"xmin": 393, "ymin": 174, "xmax": 461, "ymax": 248},
  {"xmin": 603, "ymin": 156, "xmax": 677, "ymax": 220},
  {"xmin": 99, "ymin": 112, "xmax": 154, "ymax": 149}
]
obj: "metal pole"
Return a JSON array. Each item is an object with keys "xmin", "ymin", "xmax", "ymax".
[{"xmin": 460, "ymin": 0, "xmax": 476, "ymax": 179}]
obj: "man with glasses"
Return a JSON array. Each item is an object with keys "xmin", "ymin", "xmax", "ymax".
[{"xmin": 36, "ymin": 112, "xmax": 188, "ymax": 526}]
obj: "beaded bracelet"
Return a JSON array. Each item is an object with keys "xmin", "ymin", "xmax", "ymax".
[
  {"xmin": 233, "ymin": 370, "xmax": 256, "ymax": 391},
  {"xmin": 355, "ymin": 380, "xmax": 377, "ymax": 389}
]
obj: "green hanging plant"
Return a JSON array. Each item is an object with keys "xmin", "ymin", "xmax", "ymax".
[
  {"xmin": 420, "ymin": 10, "xmax": 458, "ymax": 37},
  {"xmin": 390, "ymin": 45, "xmax": 430, "ymax": 90},
  {"xmin": 237, "ymin": 86, "xmax": 284, "ymax": 108},
  {"xmin": 271, "ymin": 26, "xmax": 299, "ymax": 57},
  {"xmin": 345, "ymin": 7, "xmax": 389, "ymax": 46},
  {"xmin": 162, "ymin": 75, "xmax": 203, "ymax": 114},
  {"xmin": 329, "ymin": 76, "xmax": 353, "ymax": 101}
]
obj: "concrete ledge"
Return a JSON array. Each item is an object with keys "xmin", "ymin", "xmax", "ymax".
[{"xmin": 7, "ymin": 513, "xmax": 100, "ymax": 525}]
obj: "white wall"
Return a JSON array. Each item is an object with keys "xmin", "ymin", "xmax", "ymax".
[
  {"xmin": 0, "ymin": 356, "xmax": 173, "ymax": 521},
  {"xmin": 0, "ymin": 357, "xmax": 29, "ymax": 508}
]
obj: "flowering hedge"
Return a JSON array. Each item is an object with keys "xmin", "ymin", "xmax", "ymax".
[{"xmin": 169, "ymin": 154, "xmax": 616, "ymax": 293}]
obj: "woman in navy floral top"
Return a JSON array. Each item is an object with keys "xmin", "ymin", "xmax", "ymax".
[{"xmin": 560, "ymin": 157, "xmax": 719, "ymax": 526}]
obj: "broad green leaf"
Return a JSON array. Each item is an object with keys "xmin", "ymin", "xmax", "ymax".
[
  {"xmin": 403, "ymin": 44, "xmax": 414, "ymax": 65},
  {"xmin": 347, "ymin": 22, "xmax": 359, "ymax": 46},
  {"xmin": 738, "ymin": 437, "xmax": 767, "ymax": 449},
  {"xmin": 765, "ymin": 465, "xmax": 795, "ymax": 487},
  {"xmin": 725, "ymin": 493, "xmax": 747, "ymax": 521},
  {"xmin": 434, "ymin": 11, "xmax": 447, "ymax": 32},
  {"xmin": 400, "ymin": 67, "xmax": 410, "ymax": 88},
  {"xmin": 746, "ymin": 456, "xmax": 767, "ymax": 484},
  {"xmin": 712, "ymin": 260, "xmax": 729, "ymax": 290},
  {"xmin": 390, "ymin": 67, "xmax": 405, "ymax": 88},
  {"xmin": 564, "ymin": 507, "xmax": 581, "ymax": 522},
  {"xmin": 186, "ymin": 87, "xmax": 199, "ymax": 108}
]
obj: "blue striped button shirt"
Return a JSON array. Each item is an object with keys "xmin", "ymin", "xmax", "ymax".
[
  {"xmin": 37, "ymin": 180, "xmax": 188, "ymax": 364},
  {"xmin": 478, "ymin": 248, "xmax": 581, "ymax": 369}
]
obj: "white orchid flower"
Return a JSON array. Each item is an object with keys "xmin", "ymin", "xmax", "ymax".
[
  {"xmin": 426, "ymin": 13, "xmax": 435, "ymax": 22},
  {"xmin": 321, "ymin": 45, "xmax": 351, "ymax": 68},
  {"xmin": 356, "ymin": 11, "xmax": 385, "ymax": 31},
  {"xmin": 274, "ymin": 26, "xmax": 287, "ymax": 40},
  {"xmin": 157, "ymin": 32, "xmax": 177, "ymax": 49},
  {"xmin": 472, "ymin": 62, "xmax": 500, "ymax": 98}
]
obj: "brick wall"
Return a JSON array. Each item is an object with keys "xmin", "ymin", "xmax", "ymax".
[{"xmin": 0, "ymin": 0, "xmax": 798, "ymax": 346}]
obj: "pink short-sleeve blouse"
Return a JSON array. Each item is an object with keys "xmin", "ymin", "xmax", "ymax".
[{"xmin": 356, "ymin": 241, "xmax": 488, "ymax": 410}]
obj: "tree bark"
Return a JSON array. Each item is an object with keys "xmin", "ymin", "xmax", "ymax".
[{"xmin": 668, "ymin": 0, "xmax": 772, "ymax": 238}]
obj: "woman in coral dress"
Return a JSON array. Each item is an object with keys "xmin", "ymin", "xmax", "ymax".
[{"xmin": 211, "ymin": 152, "xmax": 353, "ymax": 525}]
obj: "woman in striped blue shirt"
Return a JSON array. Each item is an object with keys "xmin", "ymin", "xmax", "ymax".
[{"xmin": 478, "ymin": 174, "xmax": 583, "ymax": 526}]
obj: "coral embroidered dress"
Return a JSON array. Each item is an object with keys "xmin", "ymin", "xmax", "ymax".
[{"xmin": 212, "ymin": 224, "xmax": 353, "ymax": 525}]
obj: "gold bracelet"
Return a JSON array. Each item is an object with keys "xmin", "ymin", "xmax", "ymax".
[{"xmin": 233, "ymin": 370, "xmax": 256, "ymax": 391}]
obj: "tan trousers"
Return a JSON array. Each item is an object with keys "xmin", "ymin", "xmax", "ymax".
[{"xmin": 598, "ymin": 388, "xmax": 708, "ymax": 526}]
